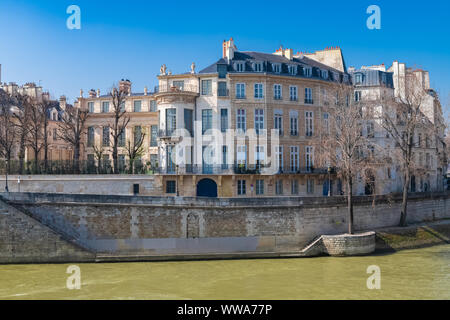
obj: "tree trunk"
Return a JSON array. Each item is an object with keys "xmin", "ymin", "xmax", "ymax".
[
  {"xmin": 347, "ymin": 177, "xmax": 354, "ymax": 234},
  {"xmin": 18, "ymin": 135, "xmax": 26, "ymax": 174},
  {"xmin": 112, "ymin": 144, "xmax": 118, "ymax": 174},
  {"xmin": 73, "ymin": 144, "xmax": 80, "ymax": 174},
  {"xmin": 400, "ymin": 171, "xmax": 410, "ymax": 227}
]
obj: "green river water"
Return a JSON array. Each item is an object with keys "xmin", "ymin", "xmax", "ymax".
[{"xmin": 0, "ymin": 245, "xmax": 449, "ymax": 300}]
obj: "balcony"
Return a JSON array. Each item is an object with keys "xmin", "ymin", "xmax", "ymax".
[
  {"xmin": 154, "ymin": 84, "xmax": 198, "ymax": 94},
  {"xmin": 153, "ymin": 165, "xmax": 335, "ymax": 175}
]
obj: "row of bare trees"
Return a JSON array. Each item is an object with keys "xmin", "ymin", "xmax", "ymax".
[{"xmin": 319, "ymin": 76, "xmax": 445, "ymax": 232}]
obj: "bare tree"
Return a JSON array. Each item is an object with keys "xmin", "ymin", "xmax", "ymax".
[
  {"xmin": 57, "ymin": 105, "xmax": 89, "ymax": 173},
  {"xmin": 379, "ymin": 74, "xmax": 435, "ymax": 226},
  {"xmin": 317, "ymin": 83, "xmax": 375, "ymax": 234},
  {"xmin": 37, "ymin": 98, "xmax": 55, "ymax": 172},
  {"xmin": 10, "ymin": 93, "xmax": 32, "ymax": 174},
  {"xmin": 0, "ymin": 90, "xmax": 17, "ymax": 174},
  {"xmin": 27, "ymin": 97, "xmax": 45, "ymax": 173},
  {"xmin": 108, "ymin": 85, "xmax": 130, "ymax": 174},
  {"xmin": 125, "ymin": 126, "xmax": 146, "ymax": 174}
]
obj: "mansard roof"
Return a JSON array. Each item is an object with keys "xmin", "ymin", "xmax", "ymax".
[
  {"xmin": 199, "ymin": 50, "xmax": 348, "ymax": 81},
  {"xmin": 349, "ymin": 68, "xmax": 394, "ymax": 88}
]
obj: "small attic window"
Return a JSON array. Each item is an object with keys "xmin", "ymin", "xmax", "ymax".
[
  {"xmin": 234, "ymin": 62, "xmax": 245, "ymax": 72},
  {"xmin": 272, "ymin": 63, "xmax": 281, "ymax": 73},
  {"xmin": 288, "ymin": 65, "xmax": 297, "ymax": 75},
  {"xmin": 355, "ymin": 73, "xmax": 363, "ymax": 84},
  {"xmin": 253, "ymin": 62, "xmax": 263, "ymax": 72},
  {"xmin": 321, "ymin": 70, "xmax": 328, "ymax": 79},
  {"xmin": 304, "ymin": 67, "xmax": 312, "ymax": 77}
]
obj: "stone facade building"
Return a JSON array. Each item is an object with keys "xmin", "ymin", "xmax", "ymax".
[{"xmin": 76, "ymin": 80, "xmax": 159, "ymax": 172}]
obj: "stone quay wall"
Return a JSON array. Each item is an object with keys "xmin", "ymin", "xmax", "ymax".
[{"xmin": 1, "ymin": 192, "xmax": 448, "ymax": 262}]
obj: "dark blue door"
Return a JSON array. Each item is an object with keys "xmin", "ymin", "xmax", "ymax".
[{"xmin": 196, "ymin": 178, "xmax": 218, "ymax": 197}]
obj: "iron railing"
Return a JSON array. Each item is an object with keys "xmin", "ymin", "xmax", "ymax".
[{"xmin": 154, "ymin": 84, "xmax": 199, "ymax": 94}]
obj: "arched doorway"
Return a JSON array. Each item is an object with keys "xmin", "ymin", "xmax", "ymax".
[{"xmin": 196, "ymin": 178, "xmax": 218, "ymax": 197}]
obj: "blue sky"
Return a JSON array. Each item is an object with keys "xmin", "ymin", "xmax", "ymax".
[{"xmin": 0, "ymin": 0, "xmax": 449, "ymax": 110}]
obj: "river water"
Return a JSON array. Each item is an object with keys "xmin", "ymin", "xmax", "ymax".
[{"xmin": 0, "ymin": 245, "xmax": 449, "ymax": 300}]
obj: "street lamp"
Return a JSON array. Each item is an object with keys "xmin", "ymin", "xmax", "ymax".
[
  {"xmin": 5, "ymin": 159, "xmax": 9, "ymax": 193},
  {"xmin": 176, "ymin": 164, "xmax": 179, "ymax": 196},
  {"xmin": 327, "ymin": 166, "xmax": 332, "ymax": 197}
]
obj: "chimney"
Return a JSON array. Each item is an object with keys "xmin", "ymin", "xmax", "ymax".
[
  {"xmin": 273, "ymin": 47, "xmax": 293, "ymax": 60},
  {"xmin": 96, "ymin": 89, "xmax": 100, "ymax": 97},
  {"xmin": 222, "ymin": 37, "xmax": 237, "ymax": 61},
  {"xmin": 89, "ymin": 89, "xmax": 96, "ymax": 98},
  {"xmin": 79, "ymin": 89, "xmax": 83, "ymax": 98},
  {"xmin": 119, "ymin": 79, "xmax": 132, "ymax": 95},
  {"xmin": 59, "ymin": 95, "xmax": 67, "ymax": 110},
  {"xmin": 144, "ymin": 86, "xmax": 148, "ymax": 96}
]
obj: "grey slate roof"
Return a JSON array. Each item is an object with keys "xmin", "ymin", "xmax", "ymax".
[
  {"xmin": 198, "ymin": 51, "xmax": 348, "ymax": 81},
  {"xmin": 349, "ymin": 69, "xmax": 394, "ymax": 88}
]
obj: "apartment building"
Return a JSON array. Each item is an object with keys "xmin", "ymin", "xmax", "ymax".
[
  {"xmin": 155, "ymin": 38, "xmax": 351, "ymax": 197},
  {"xmin": 76, "ymin": 80, "xmax": 159, "ymax": 173}
]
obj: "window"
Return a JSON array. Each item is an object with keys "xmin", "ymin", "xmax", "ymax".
[
  {"xmin": 166, "ymin": 108, "xmax": 176, "ymax": 136},
  {"xmin": 290, "ymin": 111, "xmax": 298, "ymax": 136},
  {"xmin": 305, "ymin": 146, "xmax": 314, "ymax": 172},
  {"xmin": 355, "ymin": 73, "xmax": 363, "ymax": 84},
  {"xmin": 307, "ymin": 179, "xmax": 314, "ymax": 194},
  {"xmin": 288, "ymin": 65, "xmax": 297, "ymax": 75},
  {"xmin": 218, "ymin": 81, "xmax": 227, "ymax": 96},
  {"xmin": 102, "ymin": 127, "xmax": 110, "ymax": 146},
  {"xmin": 305, "ymin": 88, "xmax": 313, "ymax": 104},
  {"xmin": 418, "ymin": 133, "xmax": 422, "ymax": 147},
  {"xmin": 273, "ymin": 84, "xmax": 282, "ymax": 100},
  {"xmin": 87, "ymin": 127, "xmax": 94, "ymax": 147},
  {"xmin": 272, "ymin": 63, "xmax": 281, "ymax": 73},
  {"xmin": 290, "ymin": 146, "xmax": 299, "ymax": 172},
  {"xmin": 222, "ymin": 146, "xmax": 228, "ymax": 169},
  {"xmin": 150, "ymin": 125, "xmax": 158, "ymax": 147},
  {"xmin": 102, "ymin": 101, "xmax": 109, "ymax": 113},
  {"xmin": 236, "ymin": 109, "xmax": 246, "ymax": 133},
  {"xmin": 256, "ymin": 179, "xmax": 264, "ymax": 195},
  {"xmin": 304, "ymin": 67, "xmax": 312, "ymax": 77},
  {"xmin": 254, "ymin": 83, "xmax": 263, "ymax": 99},
  {"xmin": 201, "ymin": 79, "xmax": 212, "ymax": 95},
  {"xmin": 237, "ymin": 180, "xmax": 246, "ymax": 195},
  {"xmin": 88, "ymin": 102, "xmax": 94, "ymax": 113},
  {"xmin": 291, "ymin": 179, "xmax": 299, "ymax": 195},
  {"xmin": 118, "ymin": 130, "xmax": 125, "ymax": 147},
  {"xmin": 235, "ymin": 62, "xmax": 245, "ymax": 72},
  {"xmin": 367, "ymin": 122, "xmax": 374, "ymax": 138},
  {"xmin": 305, "ymin": 111, "xmax": 314, "ymax": 136},
  {"xmin": 166, "ymin": 145, "xmax": 175, "ymax": 173},
  {"xmin": 166, "ymin": 180, "xmax": 176, "ymax": 194},
  {"xmin": 255, "ymin": 145, "xmax": 265, "ymax": 167},
  {"xmin": 237, "ymin": 145, "xmax": 247, "ymax": 168},
  {"xmin": 276, "ymin": 180, "xmax": 283, "ymax": 195},
  {"xmin": 184, "ymin": 109, "xmax": 193, "ymax": 137},
  {"xmin": 53, "ymin": 128, "xmax": 58, "ymax": 141},
  {"xmin": 426, "ymin": 137, "xmax": 431, "ymax": 148},
  {"xmin": 355, "ymin": 91, "xmax": 362, "ymax": 102},
  {"xmin": 202, "ymin": 109, "xmax": 212, "ymax": 134},
  {"xmin": 120, "ymin": 102, "xmax": 125, "ymax": 112},
  {"xmin": 274, "ymin": 111, "xmax": 283, "ymax": 136},
  {"xmin": 275, "ymin": 146, "xmax": 283, "ymax": 171},
  {"xmin": 289, "ymin": 86, "xmax": 298, "ymax": 101},
  {"xmin": 150, "ymin": 100, "xmax": 157, "ymax": 112},
  {"xmin": 133, "ymin": 126, "xmax": 142, "ymax": 146},
  {"xmin": 253, "ymin": 62, "xmax": 263, "ymax": 72},
  {"xmin": 321, "ymin": 70, "xmax": 328, "ymax": 79},
  {"xmin": 236, "ymin": 83, "xmax": 246, "ymax": 99},
  {"xmin": 323, "ymin": 113, "xmax": 329, "ymax": 134},
  {"xmin": 133, "ymin": 100, "xmax": 141, "ymax": 112},
  {"xmin": 254, "ymin": 109, "xmax": 264, "ymax": 134},
  {"xmin": 220, "ymin": 109, "xmax": 228, "ymax": 133},
  {"xmin": 173, "ymin": 81, "xmax": 184, "ymax": 90},
  {"xmin": 343, "ymin": 74, "xmax": 349, "ymax": 83}
]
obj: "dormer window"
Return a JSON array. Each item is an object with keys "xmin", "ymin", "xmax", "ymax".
[
  {"xmin": 321, "ymin": 70, "xmax": 328, "ymax": 79},
  {"xmin": 288, "ymin": 65, "xmax": 297, "ymax": 75},
  {"xmin": 343, "ymin": 74, "xmax": 349, "ymax": 83},
  {"xmin": 355, "ymin": 73, "xmax": 363, "ymax": 84},
  {"xmin": 272, "ymin": 63, "xmax": 281, "ymax": 73},
  {"xmin": 333, "ymin": 72, "xmax": 339, "ymax": 81},
  {"xmin": 234, "ymin": 62, "xmax": 245, "ymax": 72},
  {"xmin": 304, "ymin": 67, "xmax": 312, "ymax": 77},
  {"xmin": 253, "ymin": 62, "xmax": 263, "ymax": 72}
]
